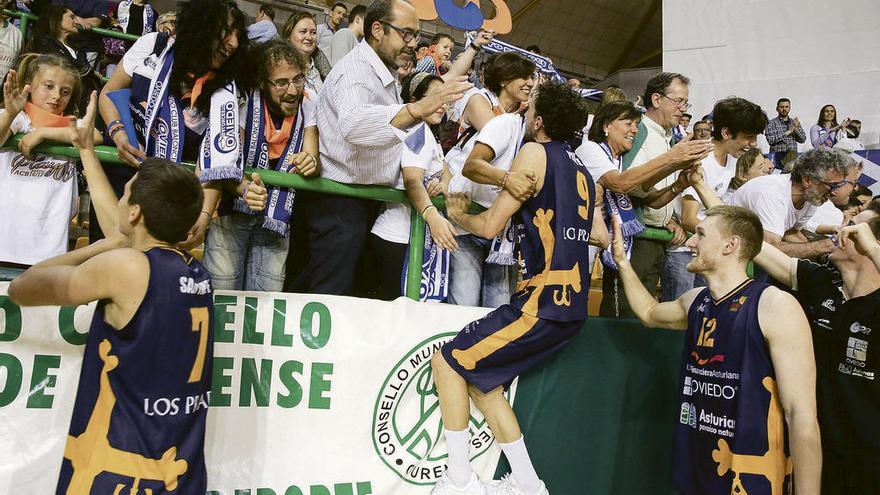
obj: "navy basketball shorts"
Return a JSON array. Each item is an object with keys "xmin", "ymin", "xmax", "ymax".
[{"xmin": 441, "ymin": 304, "xmax": 584, "ymax": 393}]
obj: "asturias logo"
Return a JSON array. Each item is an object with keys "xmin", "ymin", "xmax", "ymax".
[{"xmin": 371, "ymin": 333, "xmax": 512, "ymax": 485}]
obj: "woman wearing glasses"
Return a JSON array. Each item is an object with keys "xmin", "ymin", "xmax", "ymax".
[{"xmin": 282, "ymin": 11, "xmax": 332, "ymax": 94}]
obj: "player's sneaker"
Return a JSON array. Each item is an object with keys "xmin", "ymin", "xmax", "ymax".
[
  {"xmin": 488, "ymin": 474, "xmax": 549, "ymax": 495},
  {"xmin": 431, "ymin": 472, "xmax": 491, "ymax": 495}
]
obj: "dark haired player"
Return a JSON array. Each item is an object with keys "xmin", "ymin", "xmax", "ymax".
[
  {"xmin": 431, "ymin": 83, "xmax": 608, "ymax": 495},
  {"xmin": 612, "ymin": 166, "xmax": 822, "ymax": 495},
  {"xmin": 9, "ymin": 93, "xmax": 216, "ymax": 494}
]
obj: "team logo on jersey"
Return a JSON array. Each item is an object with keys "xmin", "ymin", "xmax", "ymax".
[
  {"xmin": 371, "ymin": 333, "xmax": 515, "ymax": 485},
  {"xmin": 679, "ymin": 402, "xmax": 697, "ymax": 429},
  {"xmin": 690, "ymin": 351, "xmax": 725, "ymax": 366},
  {"xmin": 728, "ymin": 296, "xmax": 748, "ymax": 312},
  {"xmin": 850, "ymin": 322, "xmax": 872, "ymax": 335}
]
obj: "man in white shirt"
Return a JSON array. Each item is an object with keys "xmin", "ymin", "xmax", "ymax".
[
  {"xmin": 732, "ymin": 147, "xmax": 860, "ymax": 259},
  {"xmin": 0, "ymin": 7, "xmax": 22, "ymax": 83},
  {"xmin": 246, "ymin": 5, "xmax": 278, "ymax": 43},
  {"xmin": 671, "ymin": 96, "xmax": 768, "ymax": 297},
  {"xmin": 317, "ymin": 2, "xmax": 348, "ymax": 54},
  {"xmin": 295, "ymin": 0, "xmax": 471, "ymax": 295},
  {"xmin": 599, "ymin": 72, "xmax": 713, "ymax": 317},
  {"xmin": 327, "ymin": 5, "xmax": 365, "ymax": 66}
]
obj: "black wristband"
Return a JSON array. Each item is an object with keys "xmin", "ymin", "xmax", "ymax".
[{"xmin": 469, "ymin": 42, "xmax": 482, "ymax": 52}]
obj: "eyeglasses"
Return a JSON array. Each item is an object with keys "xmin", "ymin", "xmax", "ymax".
[
  {"xmin": 267, "ymin": 75, "xmax": 306, "ymax": 90},
  {"xmin": 819, "ymin": 178, "xmax": 858, "ymax": 192},
  {"xmin": 660, "ymin": 94, "xmax": 692, "ymax": 110},
  {"xmin": 379, "ymin": 21, "xmax": 420, "ymax": 44}
]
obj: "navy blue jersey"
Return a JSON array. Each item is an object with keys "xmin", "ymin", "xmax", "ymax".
[
  {"xmin": 510, "ymin": 140, "xmax": 595, "ymax": 322},
  {"xmin": 673, "ymin": 279, "xmax": 793, "ymax": 495},
  {"xmin": 57, "ymin": 248, "xmax": 214, "ymax": 495}
]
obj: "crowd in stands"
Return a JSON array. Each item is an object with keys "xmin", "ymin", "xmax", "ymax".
[{"xmin": 0, "ymin": 0, "xmax": 874, "ymax": 310}]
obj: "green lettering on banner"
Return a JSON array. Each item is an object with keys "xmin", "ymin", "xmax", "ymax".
[
  {"xmin": 333, "ymin": 483, "xmax": 353, "ymax": 495},
  {"xmin": 234, "ymin": 490, "xmax": 251, "ymax": 495},
  {"xmin": 58, "ymin": 306, "xmax": 88, "ymax": 346},
  {"xmin": 277, "ymin": 360, "xmax": 303, "ymax": 408},
  {"xmin": 0, "ymin": 296, "xmax": 22, "ymax": 342},
  {"xmin": 214, "ymin": 295, "xmax": 238, "ymax": 343},
  {"xmin": 26, "ymin": 354, "xmax": 60, "ymax": 408},
  {"xmin": 300, "ymin": 302, "xmax": 330, "ymax": 349},
  {"xmin": 308, "ymin": 362, "xmax": 333, "ymax": 410},
  {"xmin": 356, "ymin": 482, "xmax": 372, "ymax": 495},
  {"xmin": 0, "ymin": 353, "xmax": 23, "ymax": 407},
  {"xmin": 271, "ymin": 299, "xmax": 292, "ymax": 347},
  {"xmin": 310, "ymin": 487, "xmax": 330, "ymax": 495},
  {"xmin": 284, "ymin": 488, "xmax": 304, "ymax": 495},
  {"xmin": 243, "ymin": 297, "xmax": 264, "ymax": 344},
  {"xmin": 240, "ymin": 358, "xmax": 271, "ymax": 407},
  {"xmin": 256, "ymin": 489, "xmax": 276, "ymax": 495},
  {"xmin": 211, "ymin": 357, "xmax": 234, "ymax": 406}
]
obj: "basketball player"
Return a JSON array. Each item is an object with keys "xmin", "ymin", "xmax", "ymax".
[
  {"xmin": 610, "ymin": 171, "xmax": 822, "ymax": 494},
  {"xmin": 9, "ymin": 93, "xmax": 216, "ymax": 494},
  {"xmin": 431, "ymin": 82, "xmax": 608, "ymax": 495}
]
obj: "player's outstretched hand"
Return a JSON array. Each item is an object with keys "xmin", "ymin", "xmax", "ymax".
[
  {"xmin": 610, "ymin": 214, "xmax": 627, "ymax": 265},
  {"xmin": 69, "ymin": 90, "xmax": 98, "ymax": 150},
  {"xmin": 838, "ymin": 222, "xmax": 880, "ymax": 257}
]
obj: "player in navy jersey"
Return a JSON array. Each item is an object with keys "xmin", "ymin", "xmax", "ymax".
[
  {"xmin": 612, "ymin": 166, "xmax": 822, "ymax": 495},
  {"xmin": 430, "ymin": 83, "xmax": 608, "ymax": 495},
  {"xmin": 9, "ymin": 93, "xmax": 218, "ymax": 495},
  {"xmin": 749, "ymin": 202, "xmax": 880, "ymax": 493}
]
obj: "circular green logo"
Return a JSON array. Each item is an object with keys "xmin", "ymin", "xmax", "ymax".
[{"xmin": 371, "ymin": 333, "xmax": 507, "ymax": 485}]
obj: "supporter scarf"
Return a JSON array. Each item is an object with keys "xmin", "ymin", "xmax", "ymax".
[
  {"xmin": 117, "ymin": 0, "xmax": 155, "ymax": 35},
  {"xmin": 818, "ymin": 127, "xmax": 838, "ymax": 148},
  {"xmin": 23, "ymin": 102, "xmax": 71, "ymax": 129},
  {"xmin": 597, "ymin": 142, "xmax": 644, "ymax": 270},
  {"xmin": 401, "ymin": 165, "xmax": 451, "ymax": 302},
  {"xmin": 486, "ymin": 114, "xmax": 526, "ymax": 266},
  {"xmin": 143, "ymin": 44, "xmax": 242, "ymax": 182},
  {"xmin": 234, "ymin": 89, "xmax": 305, "ymax": 237}
]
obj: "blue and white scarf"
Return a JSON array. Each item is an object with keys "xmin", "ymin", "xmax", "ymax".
[
  {"xmin": 233, "ymin": 89, "xmax": 305, "ymax": 237},
  {"xmin": 401, "ymin": 125, "xmax": 450, "ymax": 302},
  {"xmin": 143, "ymin": 44, "xmax": 242, "ymax": 182},
  {"xmin": 598, "ymin": 143, "xmax": 644, "ymax": 270},
  {"xmin": 117, "ymin": 0, "xmax": 155, "ymax": 35}
]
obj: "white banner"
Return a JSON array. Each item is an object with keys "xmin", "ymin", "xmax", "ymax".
[{"xmin": 0, "ymin": 285, "xmax": 519, "ymax": 494}]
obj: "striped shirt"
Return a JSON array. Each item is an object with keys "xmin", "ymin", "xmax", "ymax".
[{"xmin": 317, "ymin": 40, "xmax": 415, "ymax": 185}]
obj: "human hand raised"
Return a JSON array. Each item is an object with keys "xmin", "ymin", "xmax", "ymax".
[{"xmin": 409, "ymin": 76, "xmax": 472, "ymax": 120}]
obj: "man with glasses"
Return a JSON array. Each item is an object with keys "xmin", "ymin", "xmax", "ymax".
[
  {"xmin": 298, "ymin": 0, "xmax": 471, "ymax": 295},
  {"xmin": 732, "ymin": 147, "xmax": 861, "ymax": 259},
  {"xmin": 692, "ymin": 120, "xmax": 712, "ymax": 140},
  {"xmin": 599, "ymin": 72, "xmax": 713, "ymax": 317},
  {"xmin": 202, "ymin": 39, "xmax": 319, "ymax": 292}
]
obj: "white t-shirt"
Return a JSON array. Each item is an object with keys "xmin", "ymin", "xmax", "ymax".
[
  {"xmin": 731, "ymin": 173, "xmax": 818, "ymax": 237},
  {"xmin": 0, "ymin": 112, "xmax": 78, "ymax": 265},
  {"xmin": 575, "ymin": 140, "xmax": 619, "ymax": 183},
  {"xmin": 121, "ymin": 31, "xmax": 163, "ymax": 80},
  {"xmin": 0, "ymin": 21, "xmax": 23, "ymax": 82},
  {"xmin": 803, "ymin": 200, "xmax": 844, "ymax": 234},
  {"xmin": 371, "ymin": 124, "xmax": 444, "ymax": 244},
  {"xmin": 448, "ymin": 113, "xmax": 526, "ymax": 208},
  {"xmin": 447, "ymin": 88, "xmax": 498, "ymax": 128},
  {"xmin": 671, "ymin": 152, "xmax": 737, "ymax": 253}
]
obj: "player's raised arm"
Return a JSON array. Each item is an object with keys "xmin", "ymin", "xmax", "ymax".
[
  {"xmin": 758, "ymin": 287, "xmax": 822, "ymax": 495},
  {"xmin": 611, "ymin": 215, "xmax": 696, "ymax": 329}
]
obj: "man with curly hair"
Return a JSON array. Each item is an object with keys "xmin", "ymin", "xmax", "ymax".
[{"xmin": 432, "ymin": 83, "xmax": 608, "ymax": 495}]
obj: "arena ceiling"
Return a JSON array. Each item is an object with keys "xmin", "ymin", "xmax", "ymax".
[{"xmin": 225, "ymin": 0, "xmax": 663, "ymax": 82}]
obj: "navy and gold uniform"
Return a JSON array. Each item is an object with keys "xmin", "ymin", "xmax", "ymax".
[
  {"xmin": 442, "ymin": 140, "xmax": 595, "ymax": 393},
  {"xmin": 56, "ymin": 248, "xmax": 214, "ymax": 495},
  {"xmin": 673, "ymin": 279, "xmax": 793, "ymax": 495}
]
